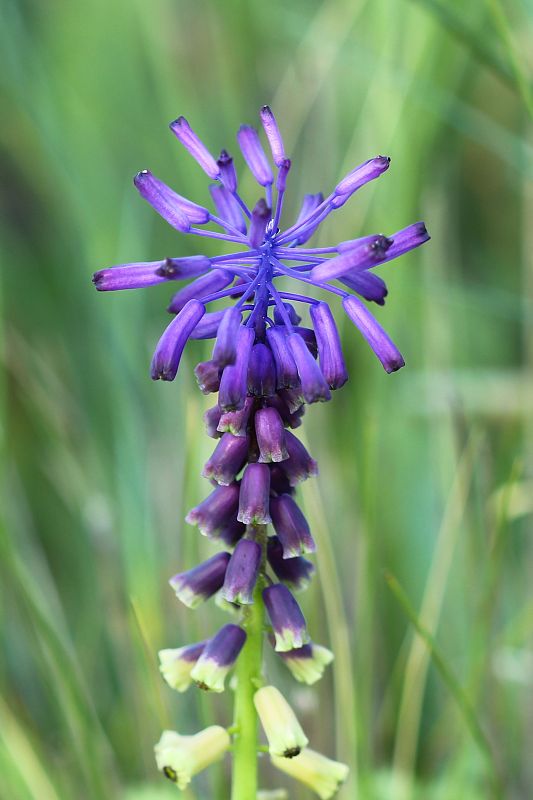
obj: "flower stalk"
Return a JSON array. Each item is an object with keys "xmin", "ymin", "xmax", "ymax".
[{"xmin": 231, "ymin": 524, "xmax": 267, "ymax": 800}]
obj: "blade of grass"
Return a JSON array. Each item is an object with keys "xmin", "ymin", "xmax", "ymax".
[
  {"xmin": 300, "ymin": 454, "xmax": 358, "ymax": 800},
  {"xmin": 384, "ymin": 570, "xmax": 504, "ymax": 800},
  {"xmin": 392, "ymin": 431, "xmax": 481, "ymax": 791},
  {"xmin": 486, "ymin": 0, "xmax": 533, "ymax": 122}
]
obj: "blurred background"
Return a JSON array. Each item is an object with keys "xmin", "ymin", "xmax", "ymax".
[{"xmin": 1, "ymin": 0, "xmax": 532, "ymax": 798}]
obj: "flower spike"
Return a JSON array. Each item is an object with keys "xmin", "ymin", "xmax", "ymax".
[{"xmin": 96, "ymin": 104, "xmax": 429, "ymax": 799}]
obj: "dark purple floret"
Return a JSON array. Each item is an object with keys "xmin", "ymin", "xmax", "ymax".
[
  {"xmin": 186, "ymin": 482, "xmax": 240, "ymax": 537},
  {"xmin": 281, "ymin": 431, "xmax": 318, "ymax": 486},
  {"xmin": 310, "ymin": 302, "xmax": 348, "ymax": 389},
  {"xmin": 247, "ymin": 343, "xmax": 276, "ymax": 397},
  {"xmin": 194, "ymin": 360, "xmax": 221, "ymax": 394},
  {"xmin": 267, "ymin": 536, "xmax": 315, "ymax": 591},
  {"xmin": 151, "ymin": 300, "xmax": 206, "ymax": 381},
  {"xmin": 288, "ymin": 334, "xmax": 331, "ymax": 404},
  {"xmin": 218, "ymin": 396, "xmax": 254, "ymax": 438},
  {"xmin": 219, "ymin": 327, "xmax": 255, "ymax": 411},
  {"xmin": 169, "ymin": 551, "xmax": 231, "ymax": 608},
  {"xmin": 212, "ymin": 307, "xmax": 243, "ymax": 367},
  {"xmin": 189, "ymin": 310, "xmax": 226, "ymax": 340},
  {"xmin": 168, "ymin": 270, "xmax": 233, "ymax": 314},
  {"xmin": 270, "ymin": 494, "xmax": 315, "ymax": 558},
  {"xmin": 203, "ymin": 405, "xmax": 222, "ymax": 438},
  {"xmin": 202, "ymin": 433, "xmax": 250, "ymax": 486},
  {"xmin": 221, "ymin": 539, "xmax": 262, "ymax": 604},
  {"xmin": 238, "ymin": 463, "xmax": 271, "ymax": 525},
  {"xmin": 340, "ymin": 270, "xmax": 388, "ymax": 305},
  {"xmin": 249, "ymin": 199, "xmax": 271, "ymax": 248},
  {"xmin": 342, "ymin": 295, "xmax": 405, "ymax": 373},
  {"xmin": 217, "ymin": 149, "xmax": 238, "ymax": 193},
  {"xmin": 263, "ymin": 583, "xmax": 309, "ymax": 652},
  {"xmin": 190, "ymin": 624, "xmax": 246, "ymax": 692},
  {"xmin": 255, "ymin": 407, "xmax": 288, "ymax": 463},
  {"xmin": 266, "ymin": 327, "xmax": 300, "ymax": 390},
  {"xmin": 216, "ymin": 519, "xmax": 246, "ymax": 548}
]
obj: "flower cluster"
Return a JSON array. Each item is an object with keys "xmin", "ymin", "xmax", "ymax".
[{"xmin": 94, "ymin": 106, "xmax": 428, "ymax": 798}]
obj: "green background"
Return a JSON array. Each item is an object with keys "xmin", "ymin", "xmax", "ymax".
[{"xmin": 1, "ymin": 0, "xmax": 532, "ymax": 798}]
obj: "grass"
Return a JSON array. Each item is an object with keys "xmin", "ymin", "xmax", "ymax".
[{"xmin": 1, "ymin": 0, "xmax": 532, "ymax": 797}]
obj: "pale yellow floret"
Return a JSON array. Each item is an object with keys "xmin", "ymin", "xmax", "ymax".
[
  {"xmin": 158, "ymin": 648, "xmax": 196, "ymax": 692},
  {"xmin": 271, "ymin": 747, "xmax": 349, "ymax": 799},
  {"xmin": 254, "ymin": 685, "xmax": 309, "ymax": 757},
  {"xmin": 284, "ymin": 644, "xmax": 334, "ymax": 685},
  {"xmin": 154, "ymin": 726, "xmax": 230, "ymax": 789}
]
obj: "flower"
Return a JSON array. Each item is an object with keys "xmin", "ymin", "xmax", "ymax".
[
  {"xmin": 271, "ymin": 748, "xmax": 349, "ymax": 800},
  {"xmin": 266, "ymin": 536, "xmax": 315, "ymax": 591},
  {"xmin": 263, "ymin": 583, "xmax": 310, "ymax": 652},
  {"xmin": 190, "ymin": 623, "xmax": 246, "ymax": 692},
  {"xmin": 277, "ymin": 642, "xmax": 334, "ymax": 685},
  {"xmin": 221, "ymin": 538, "xmax": 262, "ymax": 605},
  {"xmin": 154, "ymin": 726, "xmax": 230, "ymax": 789},
  {"xmin": 254, "ymin": 685, "xmax": 309, "ymax": 757},
  {"xmin": 270, "ymin": 493, "xmax": 315, "ymax": 558},
  {"xmin": 169, "ymin": 551, "xmax": 230, "ymax": 608},
  {"xmin": 158, "ymin": 641, "xmax": 206, "ymax": 692}
]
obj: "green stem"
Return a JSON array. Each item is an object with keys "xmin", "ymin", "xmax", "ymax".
[{"xmin": 231, "ymin": 525, "xmax": 267, "ymax": 800}]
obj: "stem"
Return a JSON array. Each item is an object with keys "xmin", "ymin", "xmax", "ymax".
[{"xmin": 231, "ymin": 525, "xmax": 267, "ymax": 800}]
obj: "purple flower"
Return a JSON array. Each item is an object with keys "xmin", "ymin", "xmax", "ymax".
[
  {"xmin": 194, "ymin": 360, "xmax": 221, "ymax": 394},
  {"xmin": 280, "ymin": 431, "xmax": 318, "ymax": 487},
  {"xmin": 309, "ymin": 302, "xmax": 348, "ymax": 389},
  {"xmin": 247, "ymin": 343, "xmax": 276, "ymax": 397},
  {"xmin": 221, "ymin": 539, "xmax": 262, "ymax": 605},
  {"xmin": 203, "ymin": 405, "xmax": 222, "ymax": 438},
  {"xmin": 212, "ymin": 307, "xmax": 243, "ymax": 366},
  {"xmin": 218, "ymin": 327, "xmax": 255, "ymax": 411},
  {"xmin": 267, "ymin": 537, "xmax": 315, "ymax": 591},
  {"xmin": 169, "ymin": 552, "xmax": 231, "ymax": 608},
  {"xmin": 185, "ymin": 483, "xmax": 240, "ymax": 537},
  {"xmin": 237, "ymin": 463, "xmax": 271, "ymax": 525},
  {"xmin": 190, "ymin": 624, "xmax": 246, "ymax": 692},
  {"xmin": 255, "ymin": 407, "xmax": 288, "ymax": 463},
  {"xmin": 263, "ymin": 583, "xmax": 310, "ymax": 652},
  {"xmin": 270, "ymin": 495, "xmax": 315, "ymax": 558},
  {"xmin": 217, "ymin": 396, "xmax": 255, "ymax": 438},
  {"xmin": 151, "ymin": 300, "xmax": 205, "ymax": 381},
  {"xmin": 288, "ymin": 334, "xmax": 331, "ymax": 405},
  {"xmin": 202, "ymin": 433, "xmax": 249, "ymax": 486}
]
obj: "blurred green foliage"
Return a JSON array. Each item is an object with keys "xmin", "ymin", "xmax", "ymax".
[{"xmin": 1, "ymin": 0, "xmax": 532, "ymax": 798}]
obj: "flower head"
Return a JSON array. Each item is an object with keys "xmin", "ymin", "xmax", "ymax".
[{"xmin": 93, "ymin": 107, "xmax": 429, "ymax": 387}]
